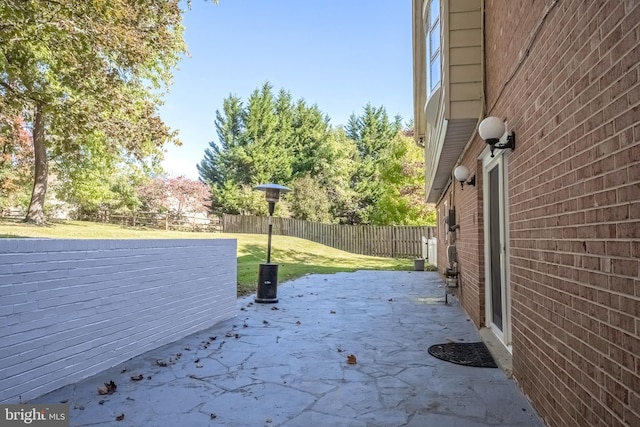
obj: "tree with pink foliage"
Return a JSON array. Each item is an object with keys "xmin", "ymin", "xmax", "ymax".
[{"xmin": 137, "ymin": 176, "xmax": 210, "ymax": 218}]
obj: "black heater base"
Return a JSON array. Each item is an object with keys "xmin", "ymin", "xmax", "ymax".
[{"xmin": 255, "ymin": 263, "xmax": 279, "ymax": 303}]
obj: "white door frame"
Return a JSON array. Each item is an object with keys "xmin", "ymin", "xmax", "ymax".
[{"xmin": 481, "ymin": 148, "xmax": 512, "ymax": 350}]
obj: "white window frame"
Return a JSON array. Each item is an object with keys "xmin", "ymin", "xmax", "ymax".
[{"xmin": 426, "ymin": 0, "xmax": 441, "ymax": 95}]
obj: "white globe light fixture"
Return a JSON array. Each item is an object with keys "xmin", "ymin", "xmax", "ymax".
[
  {"xmin": 478, "ymin": 116, "xmax": 515, "ymax": 157},
  {"xmin": 453, "ymin": 165, "xmax": 475, "ymax": 190}
]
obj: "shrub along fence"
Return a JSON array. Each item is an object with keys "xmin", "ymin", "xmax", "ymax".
[{"xmin": 223, "ymin": 214, "xmax": 434, "ymax": 258}]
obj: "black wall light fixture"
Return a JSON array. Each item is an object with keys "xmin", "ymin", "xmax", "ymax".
[
  {"xmin": 478, "ymin": 116, "xmax": 515, "ymax": 157},
  {"xmin": 454, "ymin": 165, "xmax": 475, "ymax": 189}
]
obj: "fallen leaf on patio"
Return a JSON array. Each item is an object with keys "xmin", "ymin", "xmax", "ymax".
[
  {"xmin": 271, "ymin": 306, "xmax": 279, "ymax": 310},
  {"xmin": 184, "ymin": 346, "xmax": 191, "ymax": 351},
  {"xmin": 243, "ymin": 323, "xmax": 248, "ymax": 328},
  {"xmin": 296, "ymin": 320, "xmax": 301, "ymax": 325},
  {"xmin": 225, "ymin": 332, "xmax": 234, "ymax": 337},
  {"xmin": 130, "ymin": 374, "xmax": 144, "ymax": 381},
  {"xmin": 120, "ymin": 367, "xmax": 128, "ymax": 373},
  {"xmin": 337, "ymin": 347, "xmax": 344, "ymax": 353},
  {"xmin": 194, "ymin": 358, "xmax": 200, "ymax": 363},
  {"xmin": 330, "ymin": 310, "xmax": 336, "ymax": 314},
  {"xmin": 176, "ymin": 353, "xmax": 182, "ymax": 357},
  {"xmin": 445, "ymin": 338, "xmax": 455, "ymax": 343},
  {"xmin": 209, "ymin": 336, "xmax": 217, "ymax": 341},
  {"xmin": 210, "ymin": 413, "xmax": 217, "ymax": 419},
  {"xmin": 59, "ymin": 399, "xmax": 68, "ymax": 404},
  {"xmin": 263, "ymin": 320, "xmax": 269, "ymax": 325},
  {"xmin": 156, "ymin": 360, "xmax": 168, "ymax": 367},
  {"xmin": 126, "ymin": 397, "xmax": 135, "ymax": 401},
  {"xmin": 347, "ymin": 354, "xmax": 357, "ymax": 365},
  {"xmin": 388, "ymin": 298, "xmax": 393, "ymax": 302},
  {"xmin": 98, "ymin": 400, "xmax": 104, "ymax": 405},
  {"xmin": 74, "ymin": 404, "xmax": 84, "ymax": 410},
  {"xmin": 196, "ymin": 363, "xmax": 203, "ymax": 368},
  {"xmin": 115, "ymin": 413, "xmax": 124, "ymax": 421},
  {"xmin": 97, "ymin": 380, "xmax": 117, "ymax": 395},
  {"xmin": 235, "ymin": 333, "xmax": 241, "ymax": 339}
]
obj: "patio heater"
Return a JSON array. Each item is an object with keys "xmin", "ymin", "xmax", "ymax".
[{"xmin": 253, "ymin": 183, "xmax": 290, "ymax": 303}]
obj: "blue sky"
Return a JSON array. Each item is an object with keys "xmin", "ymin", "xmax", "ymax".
[{"xmin": 160, "ymin": 0, "xmax": 413, "ymax": 179}]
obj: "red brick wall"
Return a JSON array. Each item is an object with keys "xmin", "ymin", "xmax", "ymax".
[
  {"xmin": 453, "ymin": 158, "xmax": 485, "ymax": 327},
  {"xmin": 434, "ymin": 156, "xmax": 485, "ymax": 327},
  {"xmin": 482, "ymin": 1, "xmax": 640, "ymax": 426}
]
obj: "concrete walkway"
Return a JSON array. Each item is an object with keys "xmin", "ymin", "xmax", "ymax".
[{"xmin": 32, "ymin": 271, "xmax": 544, "ymax": 426}]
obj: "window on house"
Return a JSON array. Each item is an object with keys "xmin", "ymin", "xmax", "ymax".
[{"xmin": 427, "ymin": 0, "xmax": 441, "ymax": 94}]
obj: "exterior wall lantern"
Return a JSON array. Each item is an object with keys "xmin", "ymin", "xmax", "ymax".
[
  {"xmin": 454, "ymin": 165, "xmax": 475, "ymax": 189},
  {"xmin": 478, "ymin": 116, "xmax": 515, "ymax": 157},
  {"xmin": 253, "ymin": 183, "xmax": 291, "ymax": 303}
]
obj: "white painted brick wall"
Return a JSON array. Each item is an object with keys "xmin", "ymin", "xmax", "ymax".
[{"xmin": 0, "ymin": 239, "xmax": 237, "ymax": 403}]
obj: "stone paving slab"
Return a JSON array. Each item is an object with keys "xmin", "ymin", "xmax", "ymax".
[{"xmin": 31, "ymin": 271, "xmax": 544, "ymax": 426}]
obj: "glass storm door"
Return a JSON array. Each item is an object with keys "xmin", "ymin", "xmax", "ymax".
[
  {"xmin": 483, "ymin": 151, "xmax": 511, "ymax": 347},
  {"xmin": 488, "ymin": 166, "xmax": 503, "ymax": 330}
]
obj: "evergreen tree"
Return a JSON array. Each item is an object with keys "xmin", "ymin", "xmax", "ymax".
[
  {"xmin": 197, "ymin": 94, "xmax": 245, "ymax": 186},
  {"xmin": 344, "ymin": 104, "xmax": 403, "ymax": 224},
  {"xmin": 242, "ymin": 83, "xmax": 292, "ymax": 184},
  {"xmin": 197, "ymin": 86, "xmax": 430, "ymax": 225},
  {"xmin": 199, "ymin": 82, "xmax": 336, "ymax": 215}
]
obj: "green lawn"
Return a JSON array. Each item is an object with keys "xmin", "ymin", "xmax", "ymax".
[{"xmin": 0, "ymin": 219, "xmax": 418, "ymax": 295}]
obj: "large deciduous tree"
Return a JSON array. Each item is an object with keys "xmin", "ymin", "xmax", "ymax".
[
  {"xmin": 0, "ymin": 0, "xmax": 206, "ymax": 223},
  {"xmin": 369, "ymin": 131, "xmax": 436, "ymax": 226}
]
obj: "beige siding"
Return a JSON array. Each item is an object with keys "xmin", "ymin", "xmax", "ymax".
[
  {"xmin": 450, "ymin": 100, "xmax": 482, "ymax": 118},
  {"xmin": 449, "ymin": 28, "xmax": 481, "ymax": 47},
  {"xmin": 450, "ymin": 82, "xmax": 482, "ymax": 101},
  {"xmin": 450, "ymin": 10, "xmax": 482, "ymax": 30},
  {"xmin": 449, "ymin": 0, "xmax": 478, "ymax": 13}
]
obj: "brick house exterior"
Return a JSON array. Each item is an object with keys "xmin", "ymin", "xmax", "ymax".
[{"xmin": 412, "ymin": 1, "xmax": 639, "ymax": 426}]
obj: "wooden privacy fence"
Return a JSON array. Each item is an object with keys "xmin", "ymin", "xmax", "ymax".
[
  {"xmin": 222, "ymin": 214, "xmax": 434, "ymax": 258},
  {"xmin": 85, "ymin": 212, "xmax": 223, "ymax": 232}
]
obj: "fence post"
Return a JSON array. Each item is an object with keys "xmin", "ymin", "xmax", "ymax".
[{"xmin": 392, "ymin": 226, "xmax": 396, "ymax": 258}]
